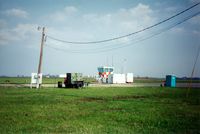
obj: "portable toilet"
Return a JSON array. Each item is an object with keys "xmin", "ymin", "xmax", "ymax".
[{"xmin": 166, "ymin": 75, "xmax": 176, "ymax": 87}]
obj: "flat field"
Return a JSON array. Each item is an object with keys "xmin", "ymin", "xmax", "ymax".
[
  {"xmin": 0, "ymin": 77, "xmax": 64, "ymax": 84},
  {"xmin": 0, "ymin": 77, "xmax": 199, "ymax": 84},
  {"xmin": 0, "ymin": 87, "xmax": 199, "ymax": 133}
]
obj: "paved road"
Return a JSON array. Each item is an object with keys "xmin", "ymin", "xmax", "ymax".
[
  {"xmin": 0, "ymin": 83, "xmax": 200, "ymax": 88},
  {"xmin": 176, "ymin": 83, "xmax": 200, "ymax": 88},
  {"xmin": 89, "ymin": 83, "xmax": 200, "ymax": 88}
]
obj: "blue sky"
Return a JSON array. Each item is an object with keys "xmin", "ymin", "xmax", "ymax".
[{"xmin": 0, "ymin": 0, "xmax": 200, "ymax": 77}]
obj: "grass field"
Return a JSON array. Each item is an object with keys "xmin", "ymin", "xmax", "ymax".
[
  {"xmin": 0, "ymin": 77, "xmax": 97, "ymax": 84},
  {"xmin": 0, "ymin": 77, "xmax": 199, "ymax": 84},
  {"xmin": 0, "ymin": 87, "xmax": 199, "ymax": 133},
  {"xmin": 0, "ymin": 77, "xmax": 64, "ymax": 84}
]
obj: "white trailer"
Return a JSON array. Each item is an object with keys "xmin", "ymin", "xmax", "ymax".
[
  {"xmin": 108, "ymin": 74, "xmax": 126, "ymax": 84},
  {"xmin": 126, "ymin": 73, "xmax": 134, "ymax": 83}
]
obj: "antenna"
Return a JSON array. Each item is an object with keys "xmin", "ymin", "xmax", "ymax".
[{"xmin": 112, "ymin": 55, "xmax": 114, "ymax": 67}]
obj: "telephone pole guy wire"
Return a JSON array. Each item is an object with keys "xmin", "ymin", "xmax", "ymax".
[{"xmin": 187, "ymin": 44, "xmax": 200, "ymax": 97}]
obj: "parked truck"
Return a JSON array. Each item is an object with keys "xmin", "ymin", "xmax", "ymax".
[{"xmin": 58, "ymin": 73, "xmax": 84, "ymax": 88}]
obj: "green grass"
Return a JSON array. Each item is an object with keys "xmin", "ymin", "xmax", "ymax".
[
  {"xmin": 0, "ymin": 77, "xmax": 97, "ymax": 84},
  {"xmin": 134, "ymin": 78, "xmax": 164, "ymax": 83},
  {"xmin": 0, "ymin": 77, "xmax": 64, "ymax": 84},
  {"xmin": 0, "ymin": 77, "xmax": 199, "ymax": 84},
  {"xmin": 0, "ymin": 87, "xmax": 199, "ymax": 133}
]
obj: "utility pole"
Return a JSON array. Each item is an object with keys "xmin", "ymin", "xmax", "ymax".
[{"xmin": 37, "ymin": 27, "xmax": 45, "ymax": 89}]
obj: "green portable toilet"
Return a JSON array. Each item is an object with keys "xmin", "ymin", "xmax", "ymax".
[{"xmin": 166, "ymin": 75, "xmax": 176, "ymax": 87}]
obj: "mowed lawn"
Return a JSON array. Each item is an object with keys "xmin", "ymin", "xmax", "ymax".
[{"xmin": 0, "ymin": 87, "xmax": 199, "ymax": 133}]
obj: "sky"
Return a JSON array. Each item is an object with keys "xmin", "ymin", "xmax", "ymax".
[{"xmin": 0, "ymin": 0, "xmax": 200, "ymax": 77}]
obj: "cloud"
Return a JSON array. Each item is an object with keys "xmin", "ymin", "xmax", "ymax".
[
  {"xmin": 0, "ymin": 23, "xmax": 38, "ymax": 45},
  {"xmin": 190, "ymin": 0, "xmax": 200, "ymax": 3},
  {"xmin": 64, "ymin": 6, "xmax": 78, "ymax": 14},
  {"xmin": 164, "ymin": 7, "xmax": 178, "ymax": 12},
  {"xmin": 116, "ymin": 3, "xmax": 155, "ymax": 30},
  {"xmin": 12, "ymin": 23, "xmax": 38, "ymax": 38},
  {"xmin": 0, "ymin": 19, "xmax": 7, "ymax": 28},
  {"xmin": 189, "ymin": 15, "xmax": 200, "ymax": 25},
  {"xmin": 129, "ymin": 3, "xmax": 153, "ymax": 17},
  {"xmin": 45, "ymin": 3, "xmax": 157, "ymax": 47},
  {"xmin": 170, "ymin": 27, "xmax": 185, "ymax": 34},
  {"xmin": 192, "ymin": 30, "xmax": 200, "ymax": 36},
  {"xmin": 3, "ymin": 8, "xmax": 29, "ymax": 18},
  {"xmin": 1, "ymin": 3, "xmax": 156, "ymax": 46},
  {"xmin": 49, "ymin": 6, "xmax": 78, "ymax": 22}
]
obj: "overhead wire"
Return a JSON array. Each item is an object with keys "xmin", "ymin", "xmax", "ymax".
[
  {"xmin": 45, "ymin": 11, "xmax": 200, "ymax": 53},
  {"xmin": 46, "ymin": 2, "xmax": 200, "ymax": 44}
]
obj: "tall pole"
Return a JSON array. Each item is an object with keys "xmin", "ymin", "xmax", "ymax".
[{"xmin": 37, "ymin": 27, "xmax": 45, "ymax": 89}]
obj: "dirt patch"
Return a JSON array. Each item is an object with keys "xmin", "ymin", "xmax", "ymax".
[
  {"xmin": 112, "ymin": 95, "xmax": 146, "ymax": 100},
  {"xmin": 79, "ymin": 97, "xmax": 106, "ymax": 102},
  {"xmin": 103, "ymin": 107, "xmax": 124, "ymax": 112},
  {"xmin": 78, "ymin": 95, "xmax": 146, "ymax": 103}
]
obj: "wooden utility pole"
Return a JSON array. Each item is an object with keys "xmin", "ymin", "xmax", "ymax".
[{"xmin": 37, "ymin": 27, "xmax": 45, "ymax": 89}]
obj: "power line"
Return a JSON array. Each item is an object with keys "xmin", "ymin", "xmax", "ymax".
[
  {"xmin": 47, "ymin": 2, "xmax": 200, "ymax": 44},
  {"xmin": 45, "ymin": 11, "xmax": 200, "ymax": 53}
]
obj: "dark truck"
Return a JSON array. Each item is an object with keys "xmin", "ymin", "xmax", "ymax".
[{"xmin": 58, "ymin": 73, "xmax": 84, "ymax": 88}]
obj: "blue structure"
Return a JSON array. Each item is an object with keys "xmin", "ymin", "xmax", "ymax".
[{"xmin": 166, "ymin": 75, "xmax": 176, "ymax": 87}]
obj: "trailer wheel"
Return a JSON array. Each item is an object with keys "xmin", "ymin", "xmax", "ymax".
[
  {"xmin": 58, "ymin": 81, "xmax": 62, "ymax": 88},
  {"xmin": 79, "ymin": 84, "xmax": 83, "ymax": 88}
]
